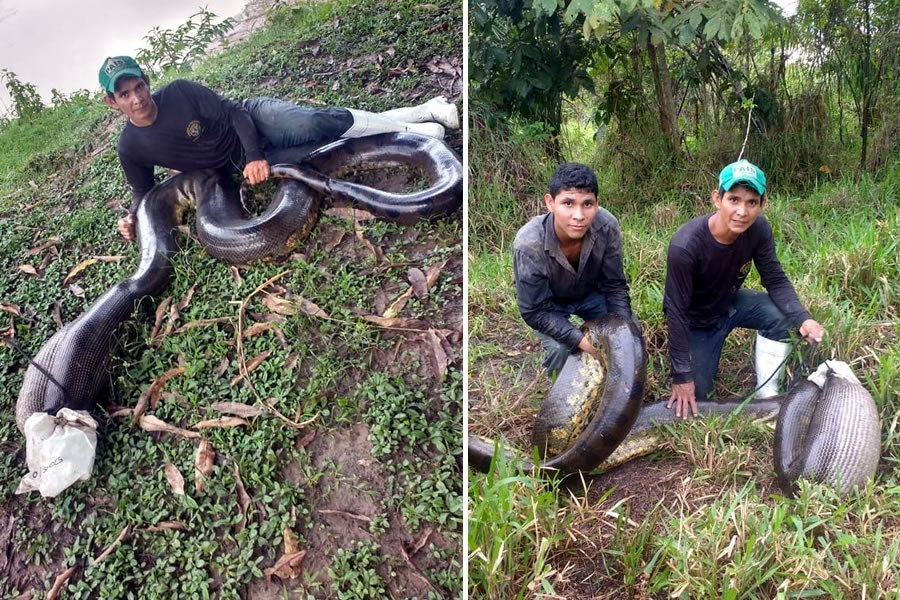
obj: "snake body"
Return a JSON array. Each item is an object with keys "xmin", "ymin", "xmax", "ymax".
[
  {"xmin": 470, "ymin": 325, "xmax": 881, "ymax": 496},
  {"xmin": 774, "ymin": 373, "xmax": 881, "ymax": 496},
  {"xmin": 16, "ymin": 133, "xmax": 462, "ymax": 431},
  {"xmin": 469, "ymin": 314, "xmax": 647, "ymax": 473}
]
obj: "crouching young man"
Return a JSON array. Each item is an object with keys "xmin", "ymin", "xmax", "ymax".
[
  {"xmin": 664, "ymin": 159, "xmax": 826, "ymax": 418},
  {"xmin": 513, "ymin": 162, "xmax": 635, "ymax": 377}
]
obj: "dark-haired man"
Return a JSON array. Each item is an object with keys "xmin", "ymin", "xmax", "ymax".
[
  {"xmin": 98, "ymin": 55, "xmax": 459, "ymax": 240},
  {"xmin": 513, "ymin": 162, "xmax": 633, "ymax": 377},
  {"xmin": 664, "ymin": 159, "xmax": 826, "ymax": 418}
]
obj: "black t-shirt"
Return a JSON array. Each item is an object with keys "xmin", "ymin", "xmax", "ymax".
[
  {"xmin": 117, "ymin": 79, "xmax": 264, "ymax": 209},
  {"xmin": 663, "ymin": 213, "xmax": 811, "ymax": 382}
]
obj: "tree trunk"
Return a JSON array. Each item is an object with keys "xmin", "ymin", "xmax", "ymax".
[
  {"xmin": 859, "ymin": 0, "xmax": 872, "ymax": 173},
  {"xmin": 647, "ymin": 40, "xmax": 681, "ymax": 156}
]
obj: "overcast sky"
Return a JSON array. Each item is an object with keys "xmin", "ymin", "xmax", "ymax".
[{"xmin": 0, "ymin": 0, "xmax": 247, "ymax": 114}]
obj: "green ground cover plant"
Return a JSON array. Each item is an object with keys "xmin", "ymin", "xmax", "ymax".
[
  {"xmin": 467, "ymin": 111, "xmax": 899, "ymax": 598},
  {"xmin": 0, "ymin": 0, "xmax": 462, "ymax": 597}
]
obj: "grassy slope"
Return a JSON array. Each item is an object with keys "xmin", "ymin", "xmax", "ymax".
[
  {"xmin": 467, "ymin": 119, "xmax": 900, "ymax": 598},
  {"xmin": 0, "ymin": 1, "xmax": 462, "ymax": 598}
]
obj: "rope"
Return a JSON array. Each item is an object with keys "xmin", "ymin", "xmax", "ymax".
[{"xmin": 0, "ymin": 336, "xmax": 74, "ymax": 409}]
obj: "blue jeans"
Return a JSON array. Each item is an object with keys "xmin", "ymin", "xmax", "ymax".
[
  {"xmin": 533, "ymin": 292, "xmax": 609, "ymax": 377},
  {"xmin": 243, "ymin": 97, "xmax": 353, "ymax": 164},
  {"xmin": 688, "ymin": 289, "xmax": 793, "ymax": 400}
]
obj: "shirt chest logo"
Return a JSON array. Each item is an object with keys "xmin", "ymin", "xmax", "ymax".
[{"xmin": 186, "ymin": 120, "xmax": 203, "ymax": 141}]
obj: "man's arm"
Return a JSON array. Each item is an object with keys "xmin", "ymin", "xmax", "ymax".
[
  {"xmin": 180, "ymin": 80, "xmax": 269, "ymax": 183},
  {"xmin": 117, "ymin": 152, "xmax": 156, "ymax": 241},
  {"xmin": 664, "ymin": 245, "xmax": 699, "ymax": 417},
  {"xmin": 513, "ymin": 245, "xmax": 584, "ymax": 351}
]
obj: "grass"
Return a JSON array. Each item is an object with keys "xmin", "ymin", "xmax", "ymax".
[
  {"xmin": 0, "ymin": 0, "xmax": 462, "ymax": 598},
  {"xmin": 467, "ymin": 115, "xmax": 900, "ymax": 597}
]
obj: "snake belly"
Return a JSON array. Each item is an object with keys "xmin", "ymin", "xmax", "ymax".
[
  {"xmin": 470, "ymin": 314, "xmax": 647, "ymax": 473},
  {"xmin": 774, "ymin": 373, "xmax": 881, "ymax": 496},
  {"xmin": 16, "ymin": 132, "xmax": 462, "ymax": 430}
]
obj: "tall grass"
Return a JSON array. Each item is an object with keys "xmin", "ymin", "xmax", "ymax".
[{"xmin": 467, "ymin": 115, "xmax": 900, "ymax": 598}]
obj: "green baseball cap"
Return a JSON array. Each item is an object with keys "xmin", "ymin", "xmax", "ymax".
[
  {"xmin": 98, "ymin": 56, "xmax": 144, "ymax": 93},
  {"xmin": 718, "ymin": 159, "xmax": 766, "ymax": 196}
]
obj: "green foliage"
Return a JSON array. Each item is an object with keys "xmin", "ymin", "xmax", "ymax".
[
  {"xmin": 469, "ymin": 0, "xmax": 596, "ymax": 136},
  {"xmin": 1, "ymin": 69, "xmax": 44, "ymax": 120},
  {"xmin": 135, "ymin": 8, "xmax": 235, "ymax": 78},
  {"xmin": 328, "ymin": 540, "xmax": 389, "ymax": 600}
]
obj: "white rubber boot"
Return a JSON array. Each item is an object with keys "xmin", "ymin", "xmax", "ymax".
[
  {"xmin": 342, "ymin": 109, "xmax": 445, "ymax": 139},
  {"xmin": 378, "ymin": 96, "xmax": 460, "ymax": 130},
  {"xmin": 755, "ymin": 333, "xmax": 791, "ymax": 398}
]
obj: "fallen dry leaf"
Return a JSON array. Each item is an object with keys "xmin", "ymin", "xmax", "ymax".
[
  {"xmin": 150, "ymin": 297, "xmax": 173, "ymax": 342},
  {"xmin": 176, "ymin": 286, "xmax": 195, "ymax": 312},
  {"xmin": 407, "ymin": 526, "xmax": 434, "ymax": 557},
  {"xmin": 194, "ymin": 416, "xmax": 247, "ymax": 429},
  {"xmin": 242, "ymin": 321, "xmax": 278, "ymax": 338},
  {"xmin": 263, "ymin": 550, "xmax": 306, "ymax": 583},
  {"xmin": 23, "ymin": 239, "xmax": 59, "ymax": 257},
  {"xmin": 47, "ymin": 566, "xmax": 77, "ymax": 600},
  {"xmin": 284, "ymin": 525, "xmax": 301, "ymax": 554},
  {"xmin": 134, "ymin": 366, "xmax": 186, "ymax": 421},
  {"xmin": 426, "ymin": 328, "xmax": 449, "ymax": 382},
  {"xmin": 295, "ymin": 429, "xmax": 317, "ymax": 449},
  {"xmin": 322, "ymin": 228, "xmax": 346, "ymax": 252},
  {"xmin": 139, "ymin": 415, "xmax": 200, "ymax": 439},
  {"xmin": 362, "ymin": 315, "xmax": 426, "ymax": 329},
  {"xmin": 425, "ymin": 259, "xmax": 447, "ymax": 289},
  {"xmin": 210, "ymin": 401, "xmax": 265, "ymax": 419},
  {"xmin": 165, "ymin": 462, "xmax": 186, "ymax": 496},
  {"xmin": 230, "ymin": 350, "xmax": 272, "ymax": 386},
  {"xmin": 62, "ymin": 255, "xmax": 124, "ymax": 286},
  {"xmin": 52, "ymin": 300, "xmax": 63, "ymax": 328},
  {"xmin": 0, "ymin": 302, "xmax": 21, "ymax": 316},
  {"xmin": 194, "ymin": 439, "xmax": 215, "ymax": 494},
  {"xmin": 145, "ymin": 521, "xmax": 187, "ymax": 532},
  {"xmin": 92, "ymin": 525, "xmax": 132, "ymax": 566},
  {"xmin": 407, "ymin": 267, "xmax": 429, "ymax": 301},
  {"xmin": 383, "ymin": 287, "xmax": 414, "ymax": 318},
  {"xmin": 172, "ymin": 317, "xmax": 231, "ymax": 335},
  {"xmin": 234, "ymin": 463, "xmax": 251, "ymax": 533},
  {"xmin": 17, "ymin": 264, "xmax": 38, "ymax": 276}
]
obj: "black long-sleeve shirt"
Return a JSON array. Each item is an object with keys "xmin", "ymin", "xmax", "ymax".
[
  {"xmin": 663, "ymin": 213, "xmax": 811, "ymax": 383},
  {"xmin": 513, "ymin": 210, "xmax": 632, "ymax": 351},
  {"xmin": 116, "ymin": 79, "xmax": 264, "ymax": 210}
]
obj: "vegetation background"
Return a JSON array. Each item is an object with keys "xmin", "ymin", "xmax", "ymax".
[
  {"xmin": 0, "ymin": 0, "xmax": 462, "ymax": 598},
  {"xmin": 467, "ymin": 0, "xmax": 899, "ymax": 597}
]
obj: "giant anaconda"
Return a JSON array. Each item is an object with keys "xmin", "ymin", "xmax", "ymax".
[
  {"xmin": 16, "ymin": 132, "xmax": 462, "ymax": 432},
  {"xmin": 468, "ymin": 318, "xmax": 882, "ymax": 496}
]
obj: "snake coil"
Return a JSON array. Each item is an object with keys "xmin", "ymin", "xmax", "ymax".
[{"xmin": 16, "ymin": 132, "xmax": 462, "ymax": 431}]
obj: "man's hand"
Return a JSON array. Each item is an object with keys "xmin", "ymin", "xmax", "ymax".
[
  {"xmin": 667, "ymin": 381, "xmax": 698, "ymax": 419},
  {"xmin": 117, "ymin": 213, "xmax": 136, "ymax": 241},
  {"xmin": 243, "ymin": 159, "xmax": 271, "ymax": 185},
  {"xmin": 799, "ymin": 319, "xmax": 826, "ymax": 343},
  {"xmin": 577, "ymin": 335, "xmax": 601, "ymax": 361}
]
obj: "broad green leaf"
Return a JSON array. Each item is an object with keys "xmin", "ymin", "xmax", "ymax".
[
  {"xmin": 704, "ymin": 15, "xmax": 721, "ymax": 41},
  {"xmin": 564, "ymin": 0, "xmax": 594, "ymax": 23}
]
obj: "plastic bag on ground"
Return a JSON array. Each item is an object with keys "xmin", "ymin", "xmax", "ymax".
[{"xmin": 16, "ymin": 408, "xmax": 98, "ymax": 498}]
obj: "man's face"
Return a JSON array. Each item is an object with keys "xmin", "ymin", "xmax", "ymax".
[
  {"xmin": 544, "ymin": 188, "xmax": 598, "ymax": 242},
  {"xmin": 712, "ymin": 185, "xmax": 764, "ymax": 237},
  {"xmin": 103, "ymin": 76, "xmax": 157, "ymax": 126}
]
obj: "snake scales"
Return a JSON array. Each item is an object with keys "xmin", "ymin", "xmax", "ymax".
[
  {"xmin": 16, "ymin": 132, "xmax": 462, "ymax": 432},
  {"xmin": 468, "ymin": 315, "xmax": 881, "ymax": 495}
]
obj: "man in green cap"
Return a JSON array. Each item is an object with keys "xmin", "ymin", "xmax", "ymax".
[
  {"xmin": 663, "ymin": 159, "xmax": 826, "ymax": 418},
  {"xmin": 98, "ymin": 56, "xmax": 459, "ymax": 240}
]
